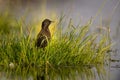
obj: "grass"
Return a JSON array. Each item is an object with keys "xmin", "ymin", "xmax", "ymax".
[{"xmin": 0, "ymin": 12, "xmax": 111, "ymax": 79}]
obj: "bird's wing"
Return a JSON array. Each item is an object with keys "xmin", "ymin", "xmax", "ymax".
[{"xmin": 36, "ymin": 33, "xmax": 48, "ymax": 48}]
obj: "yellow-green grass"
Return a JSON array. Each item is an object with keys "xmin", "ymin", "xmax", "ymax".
[{"xmin": 0, "ymin": 12, "xmax": 111, "ymax": 79}]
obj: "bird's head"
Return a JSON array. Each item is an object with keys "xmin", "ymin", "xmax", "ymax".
[{"xmin": 42, "ymin": 19, "xmax": 53, "ymax": 29}]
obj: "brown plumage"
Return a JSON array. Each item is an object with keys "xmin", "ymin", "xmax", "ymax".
[{"xmin": 36, "ymin": 19, "xmax": 52, "ymax": 48}]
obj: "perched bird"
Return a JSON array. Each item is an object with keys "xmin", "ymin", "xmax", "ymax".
[{"xmin": 36, "ymin": 19, "xmax": 53, "ymax": 48}]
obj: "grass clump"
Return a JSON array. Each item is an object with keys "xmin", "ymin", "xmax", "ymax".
[{"xmin": 0, "ymin": 13, "xmax": 111, "ymax": 73}]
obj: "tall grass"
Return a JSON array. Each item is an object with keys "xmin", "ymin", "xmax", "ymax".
[{"xmin": 0, "ymin": 12, "xmax": 111, "ymax": 79}]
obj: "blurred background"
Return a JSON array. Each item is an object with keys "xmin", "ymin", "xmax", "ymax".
[
  {"xmin": 0, "ymin": 0, "xmax": 120, "ymax": 80},
  {"xmin": 0, "ymin": 0, "xmax": 120, "ymax": 37}
]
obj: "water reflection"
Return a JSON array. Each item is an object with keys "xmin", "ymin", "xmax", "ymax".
[{"xmin": 0, "ymin": 64, "xmax": 107, "ymax": 80}]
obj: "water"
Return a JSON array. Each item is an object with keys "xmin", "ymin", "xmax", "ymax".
[
  {"xmin": 0, "ymin": 0, "xmax": 120, "ymax": 80},
  {"xmin": 0, "ymin": 65, "xmax": 108, "ymax": 80}
]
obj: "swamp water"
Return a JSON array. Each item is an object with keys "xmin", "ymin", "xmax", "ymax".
[
  {"xmin": 0, "ymin": 64, "xmax": 109, "ymax": 80},
  {"xmin": 0, "ymin": 52, "xmax": 120, "ymax": 80}
]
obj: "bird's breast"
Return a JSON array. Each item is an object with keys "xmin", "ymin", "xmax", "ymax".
[{"xmin": 41, "ymin": 29, "xmax": 51, "ymax": 39}]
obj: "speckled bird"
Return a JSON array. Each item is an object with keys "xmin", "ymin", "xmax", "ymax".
[{"xmin": 36, "ymin": 19, "xmax": 53, "ymax": 48}]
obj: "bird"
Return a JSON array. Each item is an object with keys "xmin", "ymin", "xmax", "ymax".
[{"xmin": 36, "ymin": 19, "xmax": 53, "ymax": 48}]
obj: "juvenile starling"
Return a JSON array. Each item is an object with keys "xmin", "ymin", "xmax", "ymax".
[{"xmin": 36, "ymin": 19, "xmax": 52, "ymax": 48}]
